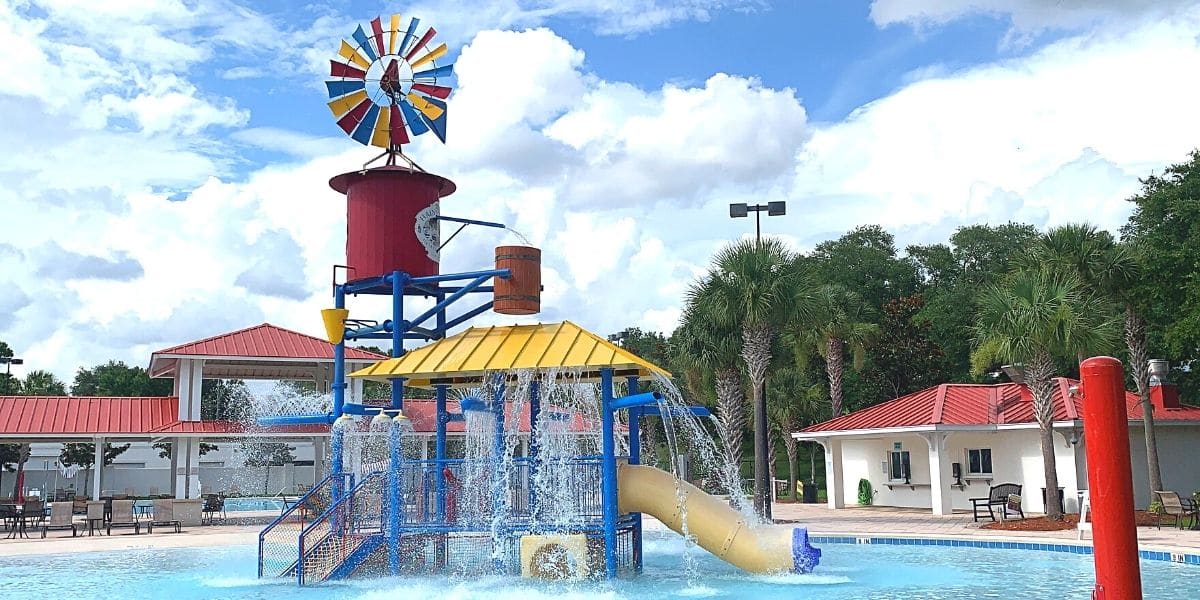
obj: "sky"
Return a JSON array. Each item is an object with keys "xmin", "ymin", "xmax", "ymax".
[{"xmin": 2, "ymin": 0, "xmax": 1200, "ymax": 383}]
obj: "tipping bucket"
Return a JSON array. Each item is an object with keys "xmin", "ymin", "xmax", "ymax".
[{"xmin": 494, "ymin": 246, "xmax": 541, "ymax": 315}]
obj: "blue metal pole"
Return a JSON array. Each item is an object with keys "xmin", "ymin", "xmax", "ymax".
[
  {"xmin": 600, "ymin": 368, "xmax": 617, "ymax": 578},
  {"xmin": 435, "ymin": 291, "xmax": 447, "ymax": 339},
  {"xmin": 331, "ymin": 415, "xmax": 351, "ymax": 505},
  {"xmin": 491, "ymin": 379, "xmax": 507, "ymax": 574},
  {"xmin": 333, "ymin": 284, "xmax": 346, "ymax": 418},
  {"xmin": 528, "ymin": 380, "xmax": 540, "ymax": 525},
  {"xmin": 626, "ymin": 375, "xmax": 643, "ymax": 573},
  {"xmin": 387, "ymin": 415, "xmax": 403, "ymax": 575},
  {"xmin": 391, "ymin": 271, "xmax": 406, "ymax": 410},
  {"xmin": 435, "ymin": 384, "xmax": 448, "ymax": 523}
]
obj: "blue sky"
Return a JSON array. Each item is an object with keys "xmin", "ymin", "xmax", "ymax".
[{"xmin": 2, "ymin": 0, "xmax": 1199, "ymax": 379}]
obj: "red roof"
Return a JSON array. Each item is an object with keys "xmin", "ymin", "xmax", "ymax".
[
  {"xmin": 0, "ymin": 396, "xmax": 329, "ymax": 437},
  {"xmin": 151, "ymin": 323, "xmax": 385, "ymax": 360},
  {"xmin": 801, "ymin": 379, "xmax": 1200, "ymax": 433}
]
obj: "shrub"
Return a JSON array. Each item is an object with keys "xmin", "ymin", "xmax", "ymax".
[{"xmin": 857, "ymin": 478, "xmax": 874, "ymax": 506}]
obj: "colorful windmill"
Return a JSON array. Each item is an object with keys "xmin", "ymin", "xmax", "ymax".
[{"xmin": 326, "ymin": 15, "xmax": 454, "ymax": 151}]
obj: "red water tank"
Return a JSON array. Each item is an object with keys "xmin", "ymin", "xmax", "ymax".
[{"xmin": 330, "ymin": 166, "xmax": 456, "ymax": 281}]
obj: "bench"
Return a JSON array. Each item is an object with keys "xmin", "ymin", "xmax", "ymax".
[{"xmin": 970, "ymin": 483, "xmax": 1024, "ymax": 522}]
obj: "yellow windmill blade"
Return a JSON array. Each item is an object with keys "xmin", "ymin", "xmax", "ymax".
[
  {"xmin": 370, "ymin": 103, "xmax": 392, "ymax": 148},
  {"xmin": 338, "ymin": 40, "xmax": 371, "ymax": 70},
  {"xmin": 388, "ymin": 14, "xmax": 401, "ymax": 54},
  {"xmin": 328, "ymin": 89, "xmax": 368, "ymax": 118},
  {"xmin": 406, "ymin": 92, "xmax": 445, "ymax": 121},
  {"xmin": 410, "ymin": 43, "xmax": 447, "ymax": 69}
]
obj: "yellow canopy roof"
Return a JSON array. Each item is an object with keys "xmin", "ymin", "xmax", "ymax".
[{"xmin": 348, "ymin": 320, "xmax": 671, "ymax": 387}]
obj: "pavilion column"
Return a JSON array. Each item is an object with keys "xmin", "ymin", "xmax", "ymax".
[
  {"xmin": 921, "ymin": 432, "xmax": 953, "ymax": 516},
  {"xmin": 174, "ymin": 437, "xmax": 201, "ymax": 499},
  {"xmin": 169, "ymin": 439, "xmax": 181, "ymax": 498},
  {"xmin": 92, "ymin": 437, "xmax": 104, "ymax": 500},
  {"xmin": 820, "ymin": 438, "xmax": 844, "ymax": 509}
]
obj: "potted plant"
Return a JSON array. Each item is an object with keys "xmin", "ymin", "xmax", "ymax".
[{"xmin": 857, "ymin": 479, "xmax": 874, "ymax": 506}]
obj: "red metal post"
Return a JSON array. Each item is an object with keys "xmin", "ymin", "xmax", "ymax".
[{"xmin": 1080, "ymin": 356, "xmax": 1142, "ymax": 600}]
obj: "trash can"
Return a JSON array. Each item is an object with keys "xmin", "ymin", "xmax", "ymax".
[
  {"xmin": 1041, "ymin": 487, "xmax": 1065, "ymax": 514},
  {"xmin": 802, "ymin": 482, "xmax": 818, "ymax": 504}
]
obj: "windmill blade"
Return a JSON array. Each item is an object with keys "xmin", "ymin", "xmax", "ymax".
[
  {"xmin": 398, "ymin": 17, "xmax": 420, "ymax": 58},
  {"xmin": 389, "ymin": 104, "xmax": 410, "ymax": 146},
  {"xmin": 413, "ymin": 64, "xmax": 454, "ymax": 80},
  {"xmin": 406, "ymin": 92, "xmax": 445, "ymax": 121},
  {"xmin": 419, "ymin": 97, "xmax": 448, "ymax": 143},
  {"xmin": 399, "ymin": 97, "xmax": 430, "ymax": 136},
  {"xmin": 404, "ymin": 27, "xmax": 438, "ymax": 61},
  {"xmin": 329, "ymin": 60, "xmax": 367, "ymax": 79},
  {"xmin": 351, "ymin": 103, "xmax": 381, "ymax": 145},
  {"xmin": 410, "ymin": 43, "xmax": 447, "ymax": 70},
  {"xmin": 388, "ymin": 14, "xmax": 401, "ymax": 54},
  {"xmin": 369, "ymin": 104, "xmax": 392, "ymax": 148},
  {"xmin": 328, "ymin": 89, "xmax": 368, "ymax": 118},
  {"xmin": 411, "ymin": 83, "xmax": 452, "ymax": 99},
  {"xmin": 338, "ymin": 40, "xmax": 371, "ymax": 70},
  {"xmin": 336, "ymin": 96, "xmax": 373, "ymax": 135},
  {"xmin": 325, "ymin": 79, "xmax": 365, "ymax": 98},
  {"xmin": 369, "ymin": 17, "xmax": 386, "ymax": 58},
  {"xmin": 352, "ymin": 24, "xmax": 378, "ymax": 62}
]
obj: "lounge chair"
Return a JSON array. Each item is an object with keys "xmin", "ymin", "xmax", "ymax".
[
  {"xmin": 86, "ymin": 501, "xmax": 105, "ymax": 536},
  {"xmin": 201, "ymin": 494, "xmax": 225, "ymax": 525},
  {"xmin": 147, "ymin": 499, "xmax": 181, "ymax": 533},
  {"xmin": 1153, "ymin": 491, "xmax": 1198, "ymax": 530},
  {"xmin": 40, "ymin": 502, "xmax": 78, "ymax": 538},
  {"xmin": 970, "ymin": 483, "xmax": 1024, "ymax": 522},
  {"xmin": 107, "ymin": 499, "xmax": 141, "ymax": 535}
]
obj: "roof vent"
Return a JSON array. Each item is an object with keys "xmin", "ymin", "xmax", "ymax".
[{"xmin": 1001, "ymin": 364, "xmax": 1025, "ymax": 384}]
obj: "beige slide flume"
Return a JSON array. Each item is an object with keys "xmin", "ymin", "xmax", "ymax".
[{"xmin": 617, "ymin": 463, "xmax": 821, "ymax": 574}]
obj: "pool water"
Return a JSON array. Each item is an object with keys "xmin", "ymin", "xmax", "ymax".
[
  {"xmin": 2, "ymin": 533, "xmax": 1197, "ymax": 599},
  {"xmin": 223, "ymin": 498, "xmax": 286, "ymax": 512}
]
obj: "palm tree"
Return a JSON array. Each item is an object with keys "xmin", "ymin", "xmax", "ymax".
[
  {"xmin": 973, "ymin": 269, "xmax": 1119, "ymax": 520},
  {"xmin": 790, "ymin": 284, "xmax": 877, "ymax": 418},
  {"xmin": 700, "ymin": 238, "xmax": 808, "ymax": 517},
  {"xmin": 676, "ymin": 280, "xmax": 747, "ymax": 479},
  {"xmin": 769, "ymin": 394, "xmax": 801, "ymax": 501},
  {"xmin": 1019, "ymin": 224, "xmax": 1163, "ymax": 499}
]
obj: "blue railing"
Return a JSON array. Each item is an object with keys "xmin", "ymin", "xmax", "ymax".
[{"xmin": 258, "ymin": 472, "xmax": 352, "ymax": 578}]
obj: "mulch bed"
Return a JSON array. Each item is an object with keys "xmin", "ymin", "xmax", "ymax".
[{"xmin": 981, "ymin": 511, "xmax": 1165, "ymax": 531}]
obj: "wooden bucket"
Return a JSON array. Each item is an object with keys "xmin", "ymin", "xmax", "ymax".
[{"xmin": 494, "ymin": 246, "xmax": 541, "ymax": 315}]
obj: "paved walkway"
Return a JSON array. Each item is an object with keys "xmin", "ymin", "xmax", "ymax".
[{"xmin": 769, "ymin": 503, "xmax": 1200, "ymax": 553}]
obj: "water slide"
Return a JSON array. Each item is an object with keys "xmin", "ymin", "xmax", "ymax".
[{"xmin": 617, "ymin": 464, "xmax": 821, "ymax": 574}]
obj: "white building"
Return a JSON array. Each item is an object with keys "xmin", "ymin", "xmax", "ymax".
[{"xmin": 794, "ymin": 376, "xmax": 1200, "ymax": 515}]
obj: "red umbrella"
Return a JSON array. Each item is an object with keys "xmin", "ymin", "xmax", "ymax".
[{"xmin": 14, "ymin": 470, "xmax": 25, "ymax": 503}]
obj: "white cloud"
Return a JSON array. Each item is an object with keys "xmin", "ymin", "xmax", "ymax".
[{"xmin": 870, "ymin": 0, "xmax": 1195, "ymax": 34}]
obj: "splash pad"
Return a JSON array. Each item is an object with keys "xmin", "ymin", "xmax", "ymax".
[{"xmin": 255, "ymin": 12, "xmax": 818, "ymax": 586}]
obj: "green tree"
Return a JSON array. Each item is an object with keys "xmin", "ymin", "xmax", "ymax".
[
  {"xmin": 0, "ymin": 340, "xmax": 16, "ymax": 395},
  {"xmin": 790, "ymin": 285, "xmax": 878, "ymax": 418},
  {"xmin": 1018, "ymin": 223, "xmax": 1163, "ymax": 498},
  {"xmin": 972, "ymin": 269, "xmax": 1119, "ymax": 520},
  {"xmin": 675, "ymin": 286, "xmax": 747, "ymax": 477},
  {"xmin": 242, "ymin": 442, "xmax": 296, "ymax": 495},
  {"xmin": 59, "ymin": 442, "xmax": 131, "ymax": 494},
  {"xmin": 20, "ymin": 369, "xmax": 67, "ymax": 395},
  {"xmin": 698, "ymin": 238, "xmax": 808, "ymax": 517},
  {"xmin": 71, "ymin": 360, "xmax": 172, "ymax": 396},
  {"xmin": 862, "ymin": 295, "xmax": 954, "ymax": 402},
  {"xmin": 810, "ymin": 225, "xmax": 921, "ymax": 311}
]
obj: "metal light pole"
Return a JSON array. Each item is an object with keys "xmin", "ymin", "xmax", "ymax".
[
  {"xmin": 728, "ymin": 201, "xmax": 786, "ymax": 520},
  {"xmin": 0, "ymin": 356, "xmax": 23, "ymax": 394}
]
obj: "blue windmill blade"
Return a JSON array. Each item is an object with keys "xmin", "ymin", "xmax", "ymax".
[
  {"xmin": 398, "ymin": 97, "xmax": 430, "ymax": 137},
  {"xmin": 352, "ymin": 24, "xmax": 378, "ymax": 62},
  {"xmin": 398, "ymin": 17, "xmax": 421, "ymax": 57},
  {"xmin": 413, "ymin": 63, "xmax": 454, "ymax": 80},
  {"xmin": 419, "ymin": 97, "xmax": 448, "ymax": 143},
  {"xmin": 325, "ymin": 79, "xmax": 365, "ymax": 98}
]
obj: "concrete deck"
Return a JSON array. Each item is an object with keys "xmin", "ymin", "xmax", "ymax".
[{"xmin": 3, "ymin": 503, "xmax": 1198, "ymax": 557}]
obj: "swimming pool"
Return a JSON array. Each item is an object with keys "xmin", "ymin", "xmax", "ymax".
[
  {"xmin": 2, "ymin": 533, "xmax": 1197, "ymax": 598},
  {"xmin": 222, "ymin": 497, "xmax": 286, "ymax": 512}
]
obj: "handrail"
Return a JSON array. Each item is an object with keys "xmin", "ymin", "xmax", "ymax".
[
  {"xmin": 295, "ymin": 472, "xmax": 385, "ymax": 583},
  {"xmin": 257, "ymin": 472, "xmax": 348, "ymax": 578}
]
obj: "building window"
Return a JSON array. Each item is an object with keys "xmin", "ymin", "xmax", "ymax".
[
  {"xmin": 888, "ymin": 450, "xmax": 911, "ymax": 482},
  {"xmin": 967, "ymin": 448, "xmax": 992, "ymax": 476},
  {"xmin": 113, "ymin": 462, "xmax": 146, "ymax": 469}
]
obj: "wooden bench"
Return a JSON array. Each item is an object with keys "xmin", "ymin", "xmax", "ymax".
[{"xmin": 970, "ymin": 483, "xmax": 1024, "ymax": 522}]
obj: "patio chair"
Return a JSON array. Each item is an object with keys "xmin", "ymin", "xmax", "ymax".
[
  {"xmin": 147, "ymin": 499, "xmax": 182, "ymax": 533},
  {"xmin": 21, "ymin": 499, "xmax": 46, "ymax": 528},
  {"xmin": 107, "ymin": 499, "xmax": 141, "ymax": 535},
  {"xmin": 1, "ymin": 504, "xmax": 18, "ymax": 537},
  {"xmin": 85, "ymin": 501, "xmax": 106, "ymax": 536},
  {"xmin": 201, "ymin": 494, "xmax": 225, "ymax": 525},
  {"xmin": 970, "ymin": 483, "xmax": 1024, "ymax": 522},
  {"xmin": 40, "ymin": 502, "xmax": 78, "ymax": 538},
  {"xmin": 1153, "ymin": 491, "xmax": 1198, "ymax": 530}
]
